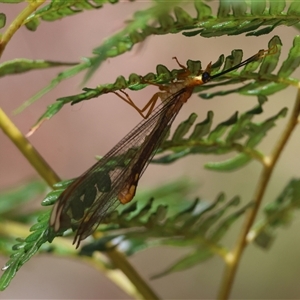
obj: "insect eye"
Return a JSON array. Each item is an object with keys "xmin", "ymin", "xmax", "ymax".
[{"xmin": 202, "ymin": 72, "xmax": 211, "ymax": 83}]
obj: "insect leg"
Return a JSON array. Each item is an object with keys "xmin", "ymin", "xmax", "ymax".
[
  {"xmin": 172, "ymin": 56, "xmax": 193, "ymax": 79},
  {"xmin": 113, "ymin": 90, "xmax": 161, "ymax": 119}
]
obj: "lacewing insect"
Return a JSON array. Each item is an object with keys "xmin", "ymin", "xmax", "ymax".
[{"xmin": 50, "ymin": 47, "xmax": 274, "ymax": 248}]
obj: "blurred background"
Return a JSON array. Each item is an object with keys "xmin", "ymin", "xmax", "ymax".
[{"xmin": 1, "ymin": 1, "xmax": 300, "ymax": 299}]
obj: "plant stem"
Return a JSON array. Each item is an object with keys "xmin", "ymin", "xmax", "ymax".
[
  {"xmin": 0, "ymin": 0, "xmax": 46, "ymax": 58},
  {"xmin": 217, "ymin": 87, "xmax": 300, "ymax": 300},
  {"xmin": 106, "ymin": 245, "xmax": 160, "ymax": 300},
  {"xmin": 0, "ymin": 108, "xmax": 60, "ymax": 187}
]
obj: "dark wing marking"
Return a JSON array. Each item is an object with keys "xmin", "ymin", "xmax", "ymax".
[{"xmin": 50, "ymin": 88, "xmax": 188, "ymax": 247}]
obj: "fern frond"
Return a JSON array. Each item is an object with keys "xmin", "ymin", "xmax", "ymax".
[
  {"xmin": 87, "ymin": 0, "xmax": 300, "ymax": 78},
  {"xmin": 79, "ymin": 192, "xmax": 250, "ymax": 279},
  {"xmin": 22, "ymin": 0, "xmax": 300, "ymax": 37},
  {"xmin": 85, "ymin": 1, "xmax": 192, "ymax": 80},
  {"xmin": 252, "ymin": 179, "xmax": 300, "ymax": 249},
  {"xmin": 0, "ymin": 12, "xmax": 5, "ymax": 28},
  {"xmin": 0, "ymin": 180, "xmax": 191, "ymax": 289},
  {"xmin": 0, "ymin": 180, "xmax": 46, "ymax": 215},
  {"xmin": 0, "ymin": 210, "xmax": 51, "ymax": 291},
  {"xmin": 30, "ymin": 35, "xmax": 290, "ymax": 133},
  {"xmin": 0, "ymin": 178, "xmax": 248, "ymax": 287},
  {"xmin": 0, "ymin": 180, "xmax": 73, "ymax": 290},
  {"xmin": 0, "ymin": 0, "xmax": 24, "ymax": 3},
  {"xmin": 24, "ymin": 0, "xmax": 124, "ymax": 30},
  {"xmin": 0, "ymin": 59, "xmax": 78, "ymax": 78},
  {"xmin": 152, "ymin": 102, "xmax": 287, "ymax": 171},
  {"xmin": 15, "ymin": 59, "xmax": 91, "ymax": 115},
  {"xmin": 16, "ymin": 1, "xmax": 300, "ymax": 117},
  {"xmin": 200, "ymin": 35, "xmax": 300, "ymax": 100}
]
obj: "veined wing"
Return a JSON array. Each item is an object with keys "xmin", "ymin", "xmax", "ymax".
[
  {"xmin": 50, "ymin": 87, "xmax": 189, "ymax": 247},
  {"xmin": 50, "ymin": 46, "xmax": 275, "ymax": 246}
]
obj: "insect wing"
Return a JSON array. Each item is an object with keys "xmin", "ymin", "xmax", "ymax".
[{"xmin": 50, "ymin": 89, "xmax": 186, "ymax": 246}]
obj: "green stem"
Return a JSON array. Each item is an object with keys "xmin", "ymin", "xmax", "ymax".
[
  {"xmin": 217, "ymin": 87, "xmax": 300, "ymax": 299},
  {"xmin": 0, "ymin": 0, "xmax": 46, "ymax": 58},
  {"xmin": 0, "ymin": 108, "xmax": 60, "ymax": 187},
  {"xmin": 107, "ymin": 245, "xmax": 160, "ymax": 300}
]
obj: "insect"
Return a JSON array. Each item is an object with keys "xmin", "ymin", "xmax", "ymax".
[{"xmin": 50, "ymin": 47, "xmax": 275, "ymax": 248}]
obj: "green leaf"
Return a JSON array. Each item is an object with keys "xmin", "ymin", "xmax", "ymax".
[
  {"xmin": 0, "ymin": 0, "xmax": 24, "ymax": 3},
  {"xmin": 78, "ymin": 190, "xmax": 249, "ymax": 278},
  {"xmin": 253, "ymin": 179, "xmax": 300, "ymax": 249},
  {"xmin": 14, "ymin": 2, "xmax": 300, "ymax": 117},
  {"xmin": 26, "ymin": 101, "xmax": 65, "ymax": 136},
  {"xmin": 0, "ymin": 175, "xmax": 250, "ymax": 286},
  {"xmin": 171, "ymin": 113, "xmax": 198, "ymax": 142},
  {"xmin": 0, "ymin": 211, "xmax": 53, "ymax": 291},
  {"xmin": 246, "ymin": 107, "xmax": 287, "ymax": 148},
  {"xmin": 153, "ymin": 103, "xmax": 286, "ymax": 172},
  {"xmin": 0, "ymin": 181, "xmax": 76, "ymax": 290},
  {"xmin": 199, "ymin": 36, "xmax": 287, "ymax": 100},
  {"xmin": 287, "ymin": 1, "xmax": 300, "ymax": 15},
  {"xmin": 0, "ymin": 181, "xmax": 46, "ymax": 215},
  {"xmin": 258, "ymin": 36, "xmax": 282, "ymax": 75},
  {"xmin": 205, "ymin": 153, "xmax": 252, "ymax": 172},
  {"xmin": 68, "ymin": 187, "xmax": 249, "ymax": 276},
  {"xmin": 250, "ymin": 0, "xmax": 266, "ymax": 15},
  {"xmin": 0, "ymin": 59, "xmax": 78, "ymax": 78},
  {"xmin": 0, "ymin": 13, "xmax": 6, "ymax": 28},
  {"xmin": 269, "ymin": 0, "xmax": 286, "ymax": 15},
  {"xmin": 23, "ymin": 0, "xmax": 300, "ymax": 41},
  {"xmin": 85, "ymin": 2, "xmax": 178, "ymax": 81},
  {"xmin": 151, "ymin": 250, "xmax": 212, "ymax": 279},
  {"xmin": 210, "ymin": 202, "xmax": 252, "ymax": 242},
  {"xmin": 25, "ymin": 18, "xmax": 39, "ymax": 31},
  {"xmin": 14, "ymin": 59, "xmax": 91, "ymax": 114},
  {"xmin": 278, "ymin": 35, "xmax": 300, "ymax": 77},
  {"xmin": 41, "ymin": 189, "xmax": 64, "ymax": 206},
  {"xmin": 33, "ymin": 35, "xmax": 287, "ymax": 132},
  {"xmin": 208, "ymin": 112, "xmax": 238, "ymax": 141},
  {"xmin": 24, "ymin": 0, "xmax": 111, "ymax": 27}
]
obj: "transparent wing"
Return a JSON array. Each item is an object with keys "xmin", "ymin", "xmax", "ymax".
[{"xmin": 50, "ymin": 88, "xmax": 188, "ymax": 246}]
